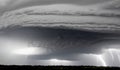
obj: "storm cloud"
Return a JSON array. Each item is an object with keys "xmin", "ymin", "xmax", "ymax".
[{"xmin": 0, "ymin": 0, "xmax": 120, "ymax": 66}]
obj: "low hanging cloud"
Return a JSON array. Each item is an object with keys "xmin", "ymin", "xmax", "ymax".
[
  {"xmin": 0, "ymin": 0, "xmax": 11, "ymax": 6},
  {"xmin": 0, "ymin": 0, "xmax": 120, "ymax": 66},
  {"xmin": 0, "ymin": 0, "xmax": 31, "ymax": 7},
  {"xmin": 1, "ymin": 4, "xmax": 120, "ymax": 55},
  {"xmin": 100, "ymin": 0, "xmax": 120, "ymax": 10}
]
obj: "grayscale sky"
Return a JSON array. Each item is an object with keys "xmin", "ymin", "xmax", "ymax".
[
  {"xmin": 0, "ymin": 0, "xmax": 120, "ymax": 67},
  {"xmin": 0, "ymin": 0, "xmax": 117, "ymax": 15}
]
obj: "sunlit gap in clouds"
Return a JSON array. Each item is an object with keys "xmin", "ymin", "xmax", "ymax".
[{"xmin": 48, "ymin": 59, "xmax": 72, "ymax": 65}]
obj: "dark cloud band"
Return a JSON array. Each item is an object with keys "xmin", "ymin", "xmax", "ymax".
[{"xmin": 1, "ymin": 5, "xmax": 120, "ymax": 33}]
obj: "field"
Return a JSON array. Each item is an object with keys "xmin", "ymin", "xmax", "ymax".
[{"xmin": 0, "ymin": 65, "xmax": 120, "ymax": 70}]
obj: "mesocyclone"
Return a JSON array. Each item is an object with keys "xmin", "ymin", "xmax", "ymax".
[{"xmin": 0, "ymin": 4, "xmax": 120, "ymax": 33}]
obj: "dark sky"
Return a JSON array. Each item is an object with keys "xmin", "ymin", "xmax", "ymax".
[{"xmin": 0, "ymin": 0, "xmax": 120, "ymax": 66}]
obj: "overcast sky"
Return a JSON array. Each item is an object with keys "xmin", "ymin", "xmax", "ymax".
[
  {"xmin": 0, "ymin": 0, "xmax": 118, "ymax": 15},
  {"xmin": 0, "ymin": 0, "xmax": 120, "ymax": 66}
]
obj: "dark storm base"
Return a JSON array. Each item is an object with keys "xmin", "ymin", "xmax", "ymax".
[{"xmin": 0, "ymin": 65, "xmax": 120, "ymax": 70}]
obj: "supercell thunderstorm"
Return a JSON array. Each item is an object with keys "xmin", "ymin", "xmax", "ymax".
[{"xmin": 0, "ymin": 3, "xmax": 120, "ymax": 66}]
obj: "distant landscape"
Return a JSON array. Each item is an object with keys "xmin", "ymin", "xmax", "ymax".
[{"xmin": 0, "ymin": 65, "xmax": 120, "ymax": 70}]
